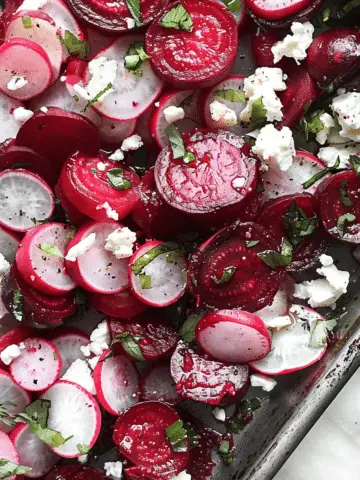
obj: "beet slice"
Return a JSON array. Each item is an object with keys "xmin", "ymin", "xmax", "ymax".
[
  {"xmin": 307, "ymin": 28, "xmax": 360, "ymax": 85},
  {"xmin": 155, "ymin": 130, "xmax": 258, "ymax": 227},
  {"xmin": 54, "ymin": 183, "xmax": 90, "ymax": 227},
  {"xmin": 15, "ymin": 107, "xmax": 100, "ymax": 172},
  {"xmin": 109, "ymin": 311, "xmax": 179, "ymax": 361},
  {"xmin": 319, "ymin": 170, "xmax": 360, "ymax": 244},
  {"xmin": 258, "ymin": 194, "xmax": 329, "ymax": 271},
  {"xmin": 45, "ymin": 466, "xmax": 108, "ymax": 480},
  {"xmin": 170, "ymin": 340, "xmax": 249, "ymax": 405},
  {"xmin": 113, "ymin": 401, "xmax": 189, "ymax": 480},
  {"xmin": 251, "ymin": 29, "xmax": 293, "ymax": 71},
  {"xmin": 188, "ymin": 222, "xmax": 285, "ymax": 311},
  {"xmin": 145, "ymin": 0, "xmax": 238, "ymax": 88},
  {"xmin": 89, "ymin": 289, "xmax": 149, "ymax": 318}
]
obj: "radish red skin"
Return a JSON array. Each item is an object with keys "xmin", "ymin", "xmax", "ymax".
[
  {"xmin": 0, "ymin": 326, "xmax": 35, "ymax": 370},
  {"xmin": 246, "ymin": 0, "xmax": 314, "ymax": 21},
  {"xmin": 89, "ymin": 289, "xmax": 149, "ymax": 318}
]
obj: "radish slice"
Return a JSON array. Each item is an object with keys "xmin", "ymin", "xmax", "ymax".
[
  {"xmin": 0, "ymin": 430, "xmax": 19, "ymax": 480},
  {"xmin": 98, "ymin": 116, "xmax": 137, "ymax": 146},
  {"xmin": 0, "ymin": 92, "xmax": 23, "ymax": 143},
  {"xmin": 48, "ymin": 327, "xmax": 89, "ymax": 376},
  {"xmin": 15, "ymin": 222, "xmax": 77, "ymax": 295},
  {"xmin": 89, "ymin": 289, "xmax": 149, "ymax": 318},
  {"xmin": 250, "ymin": 305, "xmax": 327, "ymax": 375},
  {"xmin": 64, "ymin": 221, "xmax": 129, "ymax": 294},
  {"xmin": 93, "ymin": 350, "xmax": 139, "ymax": 416},
  {"xmin": 10, "ymin": 337, "xmax": 62, "ymax": 392},
  {"xmin": 246, "ymin": 0, "xmax": 313, "ymax": 20},
  {"xmin": 84, "ymin": 34, "xmax": 163, "ymax": 121},
  {"xmin": 0, "ymin": 37, "xmax": 52, "ymax": 101},
  {"xmin": 262, "ymin": 151, "xmax": 328, "ymax": 202},
  {"xmin": 196, "ymin": 310, "xmax": 271, "ymax": 363},
  {"xmin": 41, "ymin": 380, "xmax": 101, "ymax": 458},
  {"xmin": 10, "ymin": 423, "xmax": 60, "ymax": 478},
  {"xmin": 129, "ymin": 240, "xmax": 187, "ymax": 307},
  {"xmin": 0, "ymin": 170, "xmax": 55, "ymax": 232},
  {"xmin": 135, "ymin": 104, "xmax": 155, "ymax": 147},
  {"xmin": 0, "ymin": 369, "xmax": 31, "ymax": 434},
  {"xmin": 0, "ymin": 326, "xmax": 35, "ymax": 370},
  {"xmin": 139, "ymin": 362, "xmax": 182, "ymax": 405},
  {"xmin": 0, "ymin": 226, "xmax": 20, "ymax": 263}
]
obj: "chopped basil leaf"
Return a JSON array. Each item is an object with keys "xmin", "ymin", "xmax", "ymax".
[
  {"xmin": 65, "ymin": 228, "xmax": 77, "ymax": 240},
  {"xmin": 251, "ymin": 97, "xmax": 267, "ymax": 127},
  {"xmin": 255, "ymin": 183, "xmax": 265, "ymax": 193},
  {"xmin": 184, "ymin": 152, "xmax": 196, "ymax": 164},
  {"xmin": 125, "ymin": 0, "xmax": 142, "ymax": 26},
  {"xmin": 165, "ymin": 124, "xmax": 186, "ymax": 159},
  {"xmin": 28, "ymin": 421, "xmax": 73, "ymax": 448},
  {"xmin": 59, "ymin": 30, "xmax": 88, "ymax": 59},
  {"xmin": 222, "ymin": 0, "xmax": 241, "ymax": 12},
  {"xmin": 283, "ymin": 200, "xmax": 318, "ymax": 249},
  {"xmin": 303, "ymin": 101, "xmax": 312, "ymax": 113},
  {"xmin": 258, "ymin": 238, "xmax": 293, "ymax": 269},
  {"xmin": 215, "ymin": 89, "xmax": 245, "ymax": 103},
  {"xmin": 24, "ymin": 399, "xmax": 51, "ymax": 428},
  {"xmin": 124, "ymin": 42, "xmax": 150, "ymax": 75},
  {"xmin": 246, "ymin": 240, "xmax": 259, "ymax": 248},
  {"xmin": 338, "ymin": 0, "xmax": 360, "ymax": 17},
  {"xmin": 303, "ymin": 157, "xmax": 340, "ymax": 189},
  {"xmin": 159, "ymin": 4, "xmax": 194, "ymax": 32},
  {"xmin": 339, "ymin": 179, "xmax": 354, "ymax": 207},
  {"xmin": 302, "ymin": 112, "xmax": 324, "ymax": 140},
  {"xmin": 0, "ymin": 402, "xmax": 17, "ymax": 428},
  {"xmin": 131, "ymin": 242, "xmax": 181, "ymax": 275},
  {"xmin": 227, "ymin": 398, "xmax": 261, "ymax": 434},
  {"xmin": 84, "ymin": 83, "xmax": 113, "ymax": 110},
  {"xmin": 113, "ymin": 332, "xmax": 145, "ymax": 361},
  {"xmin": 218, "ymin": 440, "xmax": 233, "ymax": 466},
  {"xmin": 53, "ymin": 351, "xmax": 58, "ymax": 361},
  {"xmin": 349, "ymin": 155, "xmax": 360, "ymax": 176},
  {"xmin": 179, "ymin": 94, "xmax": 193, "ymax": 109},
  {"xmin": 0, "ymin": 459, "xmax": 32, "ymax": 478},
  {"xmin": 11, "ymin": 162, "xmax": 32, "ymax": 169},
  {"xmin": 90, "ymin": 167, "xmax": 97, "ymax": 174},
  {"xmin": 165, "ymin": 420, "xmax": 188, "ymax": 453},
  {"xmin": 322, "ymin": 7, "xmax": 331, "ymax": 22},
  {"xmin": 337, "ymin": 213, "xmax": 356, "ymax": 238},
  {"xmin": 308, "ymin": 318, "xmax": 337, "ymax": 348},
  {"xmin": 77, "ymin": 443, "xmax": 91, "ymax": 455},
  {"xmin": 166, "ymin": 250, "xmax": 182, "ymax": 263},
  {"xmin": 179, "ymin": 312, "xmax": 204, "ymax": 342},
  {"xmin": 38, "ymin": 243, "xmax": 63, "ymax": 257},
  {"xmin": 139, "ymin": 273, "xmax": 152, "ymax": 290},
  {"xmin": 21, "ymin": 16, "xmax": 32, "ymax": 28},
  {"xmin": 212, "ymin": 266, "xmax": 236, "ymax": 285},
  {"xmin": 12, "ymin": 289, "xmax": 24, "ymax": 322},
  {"xmin": 107, "ymin": 168, "xmax": 132, "ymax": 190},
  {"xmin": 74, "ymin": 94, "xmax": 79, "ymax": 102},
  {"xmin": 183, "ymin": 422, "xmax": 199, "ymax": 450}
]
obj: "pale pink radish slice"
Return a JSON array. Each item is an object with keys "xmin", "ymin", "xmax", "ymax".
[
  {"xmin": 149, "ymin": 89, "xmax": 201, "ymax": 149},
  {"xmin": 0, "ymin": 92, "xmax": 23, "ymax": 143},
  {"xmin": 49, "ymin": 327, "xmax": 89, "ymax": 376},
  {"xmin": 0, "ymin": 430, "xmax": 19, "ymax": 480},
  {"xmin": 0, "ymin": 37, "xmax": 53, "ymax": 101},
  {"xmin": 129, "ymin": 241, "xmax": 187, "ymax": 307},
  {"xmin": 5, "ymin": 11, "xmax": 63, "ymax": 83},
  {"xmin": 196, "ymin": 310, "xmax": 271, "ymax": 363},
  {"xmin": 250, "ymin": 305, "xmax": 327, "ymax": 375},
  {"xmin": 98, "ymin": 116, "xmax": 137, "ymax": 146},
  {"xmin": 0, "ymin": 369, "xmax": 31, "ymax": 434},
  {"xmin": 84, "ymin": 34, "xmax": 163, "ymax": 121},
  {"xmin": 93, "ymin": 350, "xmax": 139, "ymax": 416},
  {"xmin": 255, "ymin": 275, "xmax": 295, "ymax": 328},
  {"xmin": 135, "ymin": 104, "xmax": 155, "ymax": 147},
  {"xmin": 41, "ymin": 380, "xmax": 101, "ymax": 458},
  {"xmin": 10, "ymin": 337, "xmax": 62, "ymax": 392},
  {"xmin": 64, "ymin": 221, "xmax": 129, "ymax": 294},
  {"xmin": 262, "ymin": 151, "xmax": 328, "ymax": 202},
  {"xmin": 0, "ymin": 170, "xmax": 55, "ymax": 232},
  {"xmin": 15, "ymin": 222, "xmax": 77, "ymax": 295},
  {"xmin": 0, "ymin": 226, "xmax": 20, "ymax": 263},
  {"xmin": 139, "ymin": 362, "xmax": 182, "ymax": 405},
  {"xmin": 10, "ymin": 423, "xmax": 60, "ymax": 478}
]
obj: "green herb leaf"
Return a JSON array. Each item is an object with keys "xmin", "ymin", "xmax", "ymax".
[
  {"xmin": 38, "ymin": 243, "xmax": 63, "ymax": 257},
  {"xmin": 258, "ymin": 238, "xmax": 293, "ymax": 269},
  {"xmin": 159, "ymin": 3, "xmax": 194, "ymax": 32},
  {"xmin": 90, "ymin": 167, "xmax": 97, "ymax": 174},
  {"xmin": 304, "ymin": 113, "xmax": 324, "ymax": 137},
  {"xmin": 165, "ymin": 124, "xmax": 186, "ymax": 159},
  {"xmin": 303, "ymin": 157, "xmax": 340, "ymax": 189},
  {"xmin": 12, "ymin": 289, "xmax": 24, "ymax": 322},
  {"xmin": 84, "ymin": 83, "xmax": 113, "ymax": 110},
  {"xmin": 179, "ymin": 312, "xmax": 204, "ymax": 342},
  {"xmin": 106, "ymin": 168, "xmax": 132, "ymax": 191},
  {"xmin": 218, "ymin": 440, "xmax": 233, "ymax": 466},
  {"xmin": 215, "ymin": 89, "xmax": 245, "ymax": 103},
  {"xmin": 125, "ymin": 0, "xmax": 142, "ymax": 27},
  {"xmin": 131, "ymin": 242, "xmax": 182, "ymax": 275},
  {"xmin": 0, "ymin": 403, "xmax": 17, "ymax": 428},
  {"xmin": 227, "ymin": 398, "xmax": 261, "ymax": 434},
  {"xmin": 183, "ymin": 422, "xmax": 199, "ymax": 450},
  {"xmin": 113, "ymin": 332, "xmax": 145, "ymax": 361},
  {"xmin": 11, "ymin": 162, "xmax": 33, "ymax": 169},
  {"xmin": 65, "ymin": 228, "xmax": 77, "ymax": 240},
  {"xmin": 21, "ymin": 16, "xmax": 32, "ymax": 28},
  {"xmin": 166, "ymin": 251, "xmax": 182, "ymax": 263},
  {"xmin": 77, "ymin": 443, "xmax": 91, "ymax": 455},
  {"xmin": 282, "ymin": 201, "xmax": 318, "ymax": 249},
  {"xmin": 165, "ymin": 420, "xmax": 188, "ymax": 453},
  {"xmin": 339, "ymin": 179, "xmax": 354, "ymax": 207},
  {"xmin": 0, "ymin": 459, "xmax": 32, "ymax": 478},
  {"xmin": 337, "ymin": 213, "xmax": 356, "ymax": 238},
  {"xmin": 322, "ymin": 7, "xmax": 331, "ymax": 22},
  {"xmin": 29, "ymin": 421, "xmax": 73, "ymax": 448},
  {"xmin": 59, "ymin": 30, "xmax": 88, "ymax": 59},
  {"xmin": 184, "ymin": 152, "xmax": 196, "ymax": 164},
  {"xmin": 222, "ymin": 0, "xmax": 241, "ymax": 12},
  {"xmin": 139, "ymin": 273, "xmax": 152, "ymax": 289},
  {"xmin": 309, "ymin": 318, "xmax": 338, "ymax": 348},
  {"xmin": 251, "ymin": 97, "xmax": 267, "ymax": 127},
  {"xmin": 124, "ymin": 42, "xmax": 150, "ymax": 75},
  {"xmin": 349, "ymin": 155, "xmax": 360, "ymax": 176},
  {"xmin": 245, "ymin": 240, "xmax": 259, "ymax": 248},
  {"xmin": 212, "ymin": 266, "xmax": 236, "ymax": 285},
  {"xmin": 24, "ymin": 399, "xmax": 51, "ymax": 428}
]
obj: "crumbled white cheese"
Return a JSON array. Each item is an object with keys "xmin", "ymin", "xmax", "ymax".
[
  {"xmin": 250, "ymin": 373, "xmax": 277, "ymax": 392},
  {"xmin": 0, "ymin": 344, "xmax": 22, "ymax": 366},
  {"xmin": 97, "ymin": 162, "xmax": 106, "ymax": 171},
  {"xmin": 88, "ymin": 355, "xmax": 100, "ymax": 370},
  {"xmin": 170, "ymin": 471, "xmax": 191, "ymax": 480},
  {"xmin": 317, "ymin": 144, "xmax": 360, "ymax": 169},
  {"xmin": 60, "ymin": 75, "xmax": 67, "ymax": 82},
  {"xmin": 121, "ymin": 134, "xmax": 143, "ymax": 151},
  {"xmin": 164, "ymin": 105, "xmax": 185, "ymax": 124},
  {"xmin": 109, "ymin": 149, "xmax": 125, "ymax": 161},
  {"xmin": 125, "ymin": 17, "xmax": 135, "ymax": 29},
  {"xmin": 65, "ymin": 233, "xmax": 96, "ymax": 262},
  {"xmin": 40, "ymin": 106, "xmax": 48, "ymax": 113},
  {"xmin": 252, "ymin": 124, "xmax": 295, "ymax": 171},
  {"xmin": 105, "ymin": 227, "xmax": 137, "ymax": 259},
  {"xmin": 209, "ymin": 101, "xmax": 237, "ymax": 126},
  {"xmin": 84, "ymin": 320, "xmax": 111, "ymax": 357},
  {"xmin": 232, "ymin": 177, "xmax": 246, "ymax": 189},
  {"xmin": 96, "ymin": 202, "xmax": 119, "ymax": 221},
  {"xmin": 74, "ymin": 56, "xmax": 117, "ymax": 103},
  {"xmin": 80, "ymin": 345, "xmax": 91, "ymax": 357},
  {"xmin": 62, "ymin": 359, "xmax": 96, "ymax": 395},
  {"xmin": 104, "ymin": 461, "xmax": 123, "ymax": 479},
  {"xmin": 332, "ymin": 92, "xmax": 360, "ymax": 142},
  {"xmin": 316, "ymin": 113, "xmax": 335, "ymax": 145},
  {"xmin": 265, "ymin": 315, "xmax": 293, "ymax": 329},
  {"xmin": 316, "ymin": 254, "xmax": 349, "ymax": 293},
  {"xmin": 13, "ymin": 107, "xmax": 34, "ymax": 122},
  {"xmin": 17, "ymin": 0, "xmax": 47, "ymax": 11},
  {"xmin": 7, "ymin": 76, "xmax": 28, "ymax": 91},
  {"xmin": 272, "ymin": 22, "xmax": 314, "ymax": 65},
  {"xmin": 0, "ymin": 254, "xmax": 10, "ymax": 279},
  {"xmin": 212, "ymin": 407, "xmax": 226, "ymax": 422},
  {"xmin": 78, "ymin": 454, "xmax": 88, "ymax": 464}
]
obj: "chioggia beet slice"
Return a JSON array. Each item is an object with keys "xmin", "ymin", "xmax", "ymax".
[{"xmin": 45, "ymin": 465, "xmax": 108, "ymax": 480}]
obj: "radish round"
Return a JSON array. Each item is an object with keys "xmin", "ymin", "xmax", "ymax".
[
  {"xmin": 93, "ymin": 350, "xmax": 139, "ymax": 416},
  {"xmin": 16, "ymin": 222, "xmax": 77, "ymax": 295},
  {"xmin": 89, "ymin": 289, "xmax": 149, "ymax": 318},
  {"xmin": 41, "ymin": 380, "xmax": 101, "ymax": 458},
  {"xmin": 0, "ymin": 170, "xmax": 54, "ymax": 232},
  {"xmin": 0, "ymin": 226, "xmax": 19, "ymax": 263},
  {"xmin": 0, "ymin": 92, "xmax": 23, "ymax": 143},
  {"xmin": 246, "ymin": 0, "xmax": 313, "ymax": 20},
  {"xmin": 0, "ymin": 369, "xmax": 31, "ymax": 434},
  {"xmin": 49, "ymin": 327, "xmax": 89, "ymax": 376},
  {"xmin": 139, "ymin": 362, "xmax": 182, "ymax": 405},
  {"xmin": 0, "ymin": 430, "xmax": 19, "ymax": 480},
  {"xmin": 98, "ymin": 116, "xmax": 137, "ymax": 146},
  {"xmin": 0, "ymin": 37, "xmax": 53, "ymax": 101},
  {"xmin": 0, "ymin": 326, "xmax": 35, "ymax": 370},
  {"xmin": 10, "ymin": 423, "xmax": 60, "ymax": 478},
  {"xmin": 129, "ymin": 241, "xmax": 187, "ymax": 307},
  {"xmin": 196, "ymin": 310, "xmax": 271, "ymax": 363}
]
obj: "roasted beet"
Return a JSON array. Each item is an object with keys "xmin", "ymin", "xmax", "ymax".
[
  {"xmin": 89, "ymin": 289, "xmax": 149, "ymax": 318},
  {"xmin": 45, "ymin": 466, "xmax": 108, "ymax": 480},
  {"xmin": 251, "ymin": 29, "xmax": 292, "ymax": 71}
]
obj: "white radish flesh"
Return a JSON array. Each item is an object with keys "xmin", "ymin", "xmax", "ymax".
[
  {"xmin": 98, "ymin": 116, "xmax": 137, "ymax": 145},
  {"xmin": 140, "ymin": 363, "xmax": 181, "ymax": 405},
  {"xmin": 51, "ymin": 330, "xmax": 89, "ymax": 376},
  {"xmin": 0, "ymin": 431, "xmax": 19, "ymax": 480},
  {"xmin": 0, "ymin": 370, "xmax": 31, "ymax": 434},
  {"xmin": 0, "ymin": 227, "xmax": 20, "ymax": 263},
  {"xmin": 0, "ymin": 93, "xmax": 23, "ymax": 143}
]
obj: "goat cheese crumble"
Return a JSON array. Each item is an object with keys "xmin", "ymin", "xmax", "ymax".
[
  {"xmin": 125, "ymin": 17, "xmax": 135, "ymax": 29},
  {"xmin": 0, "ymin": 343, "xmax": 25, "ymax": 366},
  {"xmin": 272, "ymin": 22, "xmax": 314, "ymax": 65},
  {"xmin": 209, "ymin": 101, "xmax": 237, "ymax": 126},
  {"xmin": 232, "ymin": 177, "xmax": 246, "ymax": 189},
  {"xmin": 164, "ymin": 105, "xmax": 185, "ymax": 124},
  {"xmin": 212, "ymin": 407, "xmax": 226, "ymax": 422},
  {"xmin": 104, "ymin": 461, "xmax": 123, "ymax": 479},
  {"xmin": 7, "ymin": 76, "xmax": 28, "ymax": 91},
  {"xmin": 109, "ymin": 149, "xmax": 125, "ymax": 161},
  {"xmin": 78, "ymin": 454, "xmax": 88, "ymax": 464},
  {"xmin": 121, "ymin": 134, "xmax": 143, "ymax": 151},
  {"xmin": 316, "ymin": 113, "xmax": 335, "ymax": 145},
  {"xmin": 65, "ymin": 233, "xmax": 96, "ymax": 262},
  {"xmin": 81, "ymin": 320, "xmax": 111, "ymax": 357},
  {"xmin": 170, "ymin": 471, "xmax": 191, "ymax": 480},
  {"xmin": 105, "ymin": 227, "xmax": 137, "ymax": 259},
  {"xmin": 97, "ymin": 162, "xmax": 106, "ymax": 171},
  {"xmin": 252, "ymin": 124, "xmax": 295, "ymax": 171},
  {"xmin": 62, "ymin": 359, "xmax": 96, "ymax": 395},
  {"xmin": 13, "ymin": 107, "xmax": 34, "ymax": 122},
  {"xmin": 318, "ymin": 144, "xmax": 360, "ymax": 169},
  {"xmin": 40, "ymin": 106, "xmax": 48, "ymax": 113},
  {"xmin": 0, "ymin": 254, "xmax": 10, "ymax": 278},
  {"xmin": 74, "ymin": 56, "xmax": 117, "ymax": 103},
  {"xmin": 17, "ymin": 0, "xmax": 47, "ymax": 11},
  {"xmin": 332, "ymin": 92, "xmax": 360, "ymax": 142},
  {"xmin": 250, "ymin": 373, "xmax": 277, "ymax": 392},
  {"xmin": 96, "ymin": 202, "xmax": 119, "ymax": 221}
]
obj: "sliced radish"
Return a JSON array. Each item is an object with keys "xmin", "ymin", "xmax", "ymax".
[
  {"xmin": 196, "ymin": 310, "xmax": 271, "ymax": 363},
  {"xmin": 0, "ymin": 430, "xmax": 19, "ymax": 480},
  {"xmin": 149, "ymin": 89, "xmax": 201, "ymax": 149},
  {"xmin": 0, "ymin": 92, "xmax": 23, "ymax": 143},
  {"xmin": 64, "ymin": 221, "xmax": 129, "ymax": 294},
  {"xmin": 98, "ymin": 116, "xmax": 137, "ymax": 146},
  {"xmin": 48, "ymin": 327, "xmax": 89, "ymax": 376},
  {"xmin": 89, "ymin": 289, "xmax": 149, "ymax": 318},
  {"xmin": 93, "ymin": 350, "xmax": 139, "ymax": 416},
  {"xmin": 250, "ymin": 305, "xmax": 327, "ymax": 375},
  {"xmin": 84, "ymin": 34, "xmax": 163, "ymax": 121},
  {"xmin": 246, "ymin": 0, "xmax": 313, "ymax": 20},
  {"xmin": 0, "ymin": 326, "xmax": 35, "ymax": 370},
  {"xmin": 0, "ymin": 226, "xmax": 20, "ymax": 263},
  {"xmin": 0, "ymin": 169, "xmax": 54, "ymax": 232},
  {"xmin": 129, "ymin": 240, "xmax": 187, "ymax": 308},
  {"xmin": 45, "ymin": 465, "xmax": 108, "ymax": 479},
  {"xmin": 10, "ymin": 423, "xmax": 59, "ymax": 478},
  {"xmin": 139, "ymin": 362, "xmax": 182, "ymax": 405},
  {"xmin": 16, "ymin": 222, "xmax": 77, "ymax": 295},
  {"xmin": 0, "ymin": 369, "xmax": 31, "ymax": 433},
  {"xmin": 41, "ymin": 380, "xmax": 101, "ymax": 458},
  {"xmin": 0, "ymin": 37, "xmax": 52, "ymax": 101},
  {"xmin": 10, "ymin": 337, "xmax": 62, "ymax": 392}
]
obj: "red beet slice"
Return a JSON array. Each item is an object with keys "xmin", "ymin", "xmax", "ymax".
[
  {"xmin": 258, "ymin": 194, "xmax": 329, "ymax": 271},
  {"xmin": 155, "ymin": 130, "xmax": 259, "ymax": 227},
  {"xmin": 145, "ymin": 0, "xmax": 238, "ymax": 88},
  {"xmin": 67, "ymin": 0, "xmax": 169, "ymax": 32},
  {"xmin": 188, "ymin": 222, "xmax": 285, "ymax": 311},
  {"xmin": 307, "ymin": 28, "xmax": 360, "ymax": 85},
  {"xmin": 54, "ymin": 183, "xmax": 90, "ymax": 226},
  {"xmin": 45, "ymin": 466, "xmax": 108, "ymax": 480},
  {"xmin": 109, "ymin": 311, "xmax": 179, "ymax": 362},
  {"xmin": 246, "ymin": 0, "xmax": 314, "ymax": 20},
  {"xmin": 89, "ymin": 289, "xmax": 149, "ymax": 318},
  {"xmin": 15, "ymin": 107, "xmax": 100, "ymax": 172},
  {"xmin": 113, "ymin": 401, "xmax": 189, "ymax": 480},
  {"xmin": 251, "ymin": 29, "xmax": 293, "ymax": 71},
  {"xmin": 319, "ymin": 170, "xmax": 360, "ymax": 244},
  {"xmin": 170, "ymin": 340, "xmax": 249, "ymax": 405},
  {"xmin": 139, "ymin": 361, "xmax": 182, "ymax": 405}
]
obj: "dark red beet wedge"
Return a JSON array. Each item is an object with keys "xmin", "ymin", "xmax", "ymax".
[
  {"xmin": 89, "ymin": 289, "xmax": 149, "ymax": 318},
  {"xmin": 108, "ymin": 311, "xmax": 179, "ymax": 361},
  {"xmin": 319, "ymin": 170, "xmax": 360, "ymax": 244},
  {"xmin": 155, "ymin": 130, "xmax": 259, "ymax": 228},
  {"xmin": 145, "ymin": 0, "xmax": 238, "ymax": 88},
  {"xmin": 45, "ymin": 466, "xmax": 108, "ymax": 480},
  {"xmin": 251, "ymin": 29, "xmax": 292, "ymax": 71},
  {"xmin": 113, "ymin": 401, "xmax": 189, "ymax": 480},
  {"xmin": 188, "ymin": 222, "xmax": 285, "ymax": 311},
  {"xmin": 258, "ymin": 194, "xmax": 329, "ymax": 271},
  {"xmin": 170, "ymin": 340, "xmax": 249, "ymax": 405}
]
